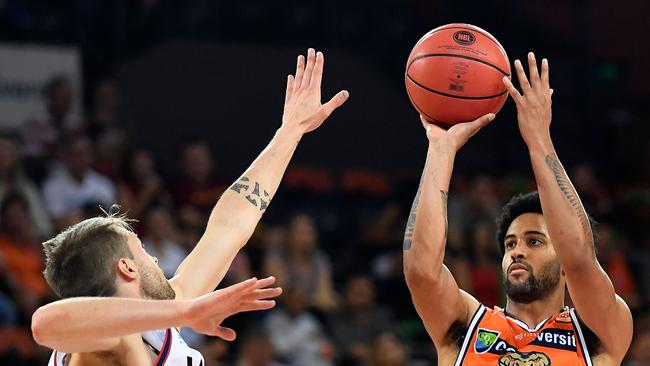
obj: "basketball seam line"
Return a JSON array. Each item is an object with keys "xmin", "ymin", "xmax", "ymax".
[
  {"xmin": 404, "ymin": 81, "xmax": 452, "ymax": 126},
  {"xmin": 408, "ymin": 53, "xmax": 510, "ymax": 76},
  {"xmin": 406, "ymin": 74, "xmax": 509, "ymax": 100}
]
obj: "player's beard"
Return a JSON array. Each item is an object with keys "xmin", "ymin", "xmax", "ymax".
[
  {"xmin": 138, "ymin": 260, "xmax": 176, "ymax": 300},
  {"xmin": 503, "ymin": 258, "xmax": 561, "ymax": 304}
]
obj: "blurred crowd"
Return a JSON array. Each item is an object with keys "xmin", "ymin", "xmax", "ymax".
[{"xmin": 0, "ymin": 75, "xmax": 649, "ymax": 366}]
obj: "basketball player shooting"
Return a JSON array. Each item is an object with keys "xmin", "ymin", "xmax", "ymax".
[
  {"xmin": 403, "ymin": 53, "xmax": 632, "ymax": 365},
  {"xmin": 31, "ymin": 48, "xmax": 349, "ymax": 366}
]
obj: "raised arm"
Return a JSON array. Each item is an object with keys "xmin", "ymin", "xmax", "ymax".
[
  {"xmin": 170, "ymin": 48, "xmax": 348, "ymax": 300},
  {"xmin": 32, "ymin": 277, "xmax": 281, "ymax": 353},
  {"xmin": 503, "ymin": 52, "xmax": 633, "ymax": 360},
  {"xmin": 403, "ymin": 114, "xmax": 493, "ymax": 346}
]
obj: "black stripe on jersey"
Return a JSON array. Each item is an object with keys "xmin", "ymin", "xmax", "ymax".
[{"xmin": 455, "ymin": 305, "xmax": 487, "ymax": 366}]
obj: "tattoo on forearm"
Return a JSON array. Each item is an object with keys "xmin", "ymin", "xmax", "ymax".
[
  {"xmin": 544, "ymin": 155, "xmax": 592, "ymax": 239},
  {"xmin": 403, "ymin": 172, "xmax": 425, "ymax": 251},
  {"xmin": 229, "ymin": 176, "xmax": 271, "ymax": 211},
  {"xmin": 441, "ymin": 190, "xmax": 449, "ymax": 241}
]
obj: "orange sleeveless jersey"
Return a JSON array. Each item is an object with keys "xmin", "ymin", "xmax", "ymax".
[{"xmin": 454, "ymin": 305, "xmax": 593, "ymax": 366}]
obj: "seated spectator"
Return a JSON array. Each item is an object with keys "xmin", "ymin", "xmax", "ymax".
[
  {"xmin": 235, "ymin": 331, "xmax": 287, "ymax": 366},
  {"xmin": 21, "ymin": 75, "xmax": 84, "ymax": 182},
  {"xmin": 173, "ymin": 139, "xmax": 226, "ymax": 230},
  {"xmin": 264, "ymin": 213, "xmax": 338, "ymax": 311},
  {"xmin": 141, "ymin": 206, "xmax": 187, "ymax": 278},
  {"xmin": 596, "ymin": 223, "xmax": 640, "ymax": 309},
  {"xmin": 118, "ymin": 148, "xmax": 171, "ymax": 221},
  {"xmin": 264, "ymin": 286, "xmax": 335, "ymax": 366},
  {"xmin": 89, "ymin": 79, "xmax": 128, "ymax": 179},
  {"xmin": 42, "ymin": 134, "xmax": 116, "ymax": 229},
  {"xmin": 467, "ymin": 221, "xmax": 502, "ymax": 308},
  {"xmin": 0, "ymin": 136, "xmax": 52, "ymax": 237},
  {"xmin": 623, "ymin": 313, "xmax": 650, "ymax": 366},
  {"xmin": 364, "ymin": 332, "xmax": 409, "ymax": 366},
  {"xmin": 0, "ymin": 192, "xmax": 50, "ymax": 305},
  {"xmin": 329, "ymin": 274, "xmax": 394, "ymax": 366}
]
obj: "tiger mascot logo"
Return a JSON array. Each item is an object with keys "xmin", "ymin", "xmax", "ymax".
[{"xmin": 498, "ymin": 351, "xmax": 550, "ymax": 366}]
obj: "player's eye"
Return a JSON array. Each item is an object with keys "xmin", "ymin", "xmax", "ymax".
[
  {"xmin": 504, "ymin": 241, "xmax": 516, "ymax": 250},
  {"xmin": 528, "ymin": 238, "xmax": 542, "ymax": 246}
]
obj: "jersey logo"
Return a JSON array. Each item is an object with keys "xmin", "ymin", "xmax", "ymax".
[
  {"xmin": 555, "ymin": 311, "xmax": 572, "ymax": 323},
  {"xmin": 498, "ymin": 351, "xmax": 551, "ymax": 366},
  {"xmin": 474, "ymin": 328, "xmax": 500, "ymax": 354}
]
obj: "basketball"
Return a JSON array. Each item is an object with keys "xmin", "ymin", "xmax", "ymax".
[{"xmin": 405, "ymin": 23, "xmax": 511, "ymax": 127}]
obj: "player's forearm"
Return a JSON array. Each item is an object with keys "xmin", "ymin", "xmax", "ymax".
[
  {"xmin": 205, "ymin": 126, "xmax": 300, "ymax": 234},
  {"xmin": 528, "ymin": 139, "xmax": 596, "ymax": 267},
  {"xmin": 403, "ymin": 147, "xmax": 455, "ymax": 279},
  {"xmin": 31, "ymin": 297, "xmax": 188, "ymax": 346}
]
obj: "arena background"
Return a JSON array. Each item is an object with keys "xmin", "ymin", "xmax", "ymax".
[{"xmin": 0, "ymin": 0, "xmax": 648, "ymax": 365}]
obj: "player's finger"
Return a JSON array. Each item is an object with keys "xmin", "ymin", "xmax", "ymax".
[
  {"xmin": 514, "ymin": 59, "xmax": 532, "ymax": 93},
  {"xmin": 541, "ymin": 58, "xmax": 550, "ymax": 90},
  {"xmin": 310, "ymin": 51, "xmax": 324, "ymax": 90},
  {"xmin": 294, "ymin": 55, "xmax": 305, "ymax": 92},
  {"xmin": 253, "ymin": 276, "xmax": 276, "ymax": 288},
  {"xmin": 238, "ymin": 300, "xmax": 277, "ymax": 313},
  {"xmin": 212, "ymin": 326, "xmax": 237, "ymax": 341},
  {"xmin": 301, "ymin": 48, "xmax": 316, "ymax": 88},
  {"xmin": 502, "ymin": 77, "xmax": 523, "ymax": 104},
  {"xmin": 285, "ymin": 75, "xmax": 294, "ymax": 105},
  {"xmin": 217, "ymin": 277, "xmax": 258, "ymax": 298},
  {"xmin": 321, "ymin": 90, "xmax": 350, "ymax": 117},
  {"xmin": 243, "ymin": 287, "xmax": 283, "ymax": 301},
  {"xmin": 527, "ymin": 52, "xmax": 541, "ymax": 90}
]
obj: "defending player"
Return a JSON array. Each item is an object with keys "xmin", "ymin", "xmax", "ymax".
[{"xmin": 31, "ymin": 48, "xmax": 349, "ymax": 366}]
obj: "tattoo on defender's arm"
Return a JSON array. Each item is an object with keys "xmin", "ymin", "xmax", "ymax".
[
  {"xmin": 229, "ymin": 176, "xmax": 271, "ymax": 211},
  {"xmin": 544, "ymin": 155, "xmax": 592, "ymax": 239}
]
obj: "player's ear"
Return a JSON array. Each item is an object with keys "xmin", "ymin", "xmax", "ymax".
[{"xmin": 117, "ymin": 258, "xmax": 138, "ymax": 281}]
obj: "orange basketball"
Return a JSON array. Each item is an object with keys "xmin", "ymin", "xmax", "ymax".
[{"xmin": 405, "ymin": 23, "xmax": 511, "ymax": 127}]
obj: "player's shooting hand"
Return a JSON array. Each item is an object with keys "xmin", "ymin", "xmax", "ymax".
[
  {"xmin": 281, "ymin": 48, "xmax": 349, "ymax": 135},
  {"xmin": 182, "ymin": 276, "xmax": 281, "ymax": 341},
  {"xmin": 502, "ymin": 52, "xmax": 553, "ymax": 148},
  {"xmin": 421, "ymin": 113, "xmax": 495, "ymax": 155}
]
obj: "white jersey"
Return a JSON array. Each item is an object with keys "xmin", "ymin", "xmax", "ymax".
[{"xmin": 47, "ymin": 328, "xmax": 205, "ymax": 366}]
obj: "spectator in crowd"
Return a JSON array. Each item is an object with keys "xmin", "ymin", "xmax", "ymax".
[
  {"xmin": 0, "ymin": 136, "xmax": 52, "ymax": 237},
  {"xmin": 596, "ymin": 223, "xmax": 641, "ymax": 309},
  {"xmin": 623, "ymin": 312, "xmax": 650, "ymax": 366},
  {"xmin": 118, "ymin": 147, "xmax": 171, "ymax": 221},
  {"xmin": 264, "ymin": 213, "xmax": 338, "ymax": 311},
  {"xmin": 264, "ymin": 285, "xmax": 335, "ymax": 366},
  {"xmin": 88, "ymin": 79, "xmax": 128, "ymax": 179},
  {"xmin": 173, "ymin": 139, "xmax": 226, "ymax": 229},
  {"xmin": 364, "ymin": 332, "xmax": 409, "ymax": 366},
  {"xmin": 21, "ymin": 75, "xmax": 84, "ymax": 182},
  {"xmin": 141, "ymin": 205, "xmax": 187, "ymax": 278},
  {"xmin": 0, "ymin": 193, "xmax": 50, "ymax": 315},
  {"xmin": 42, "ymin": 134, "xmax": 116, "ymax": 229},
  {"xmin": 467, "ymin": 221, "xmax": 502, "ymax": 308},
  {"xmin": 235, "ymin": 331, "xmax": 287, "ymax": 366},
  {"xmin": 329, "ymin": 274, "xmax": 394, "ymax": 366}
]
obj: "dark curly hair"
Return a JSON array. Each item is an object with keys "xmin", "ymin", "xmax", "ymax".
[{"xmin": 495, "ymin": 191, "xmax": 596, "ymax": 257}]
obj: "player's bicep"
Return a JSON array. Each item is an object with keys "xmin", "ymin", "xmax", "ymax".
[
  {"xmin": 565, "ymin": 262, "xmax": 633, "ymax": 359},
  {"xmin": 406, "ymin": 265, "xmax": 479, "ymax": 346}
]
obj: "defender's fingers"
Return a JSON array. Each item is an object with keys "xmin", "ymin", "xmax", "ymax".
[
  {"xmin": 293, "ymin": 55, "xmax": 305, "ymax": 91},
  {"xmin": 514, "ymin": 59, "xmax": 532, "ymax": 93},
  {"xmin": 285, "ymin": 75, "xmax": 294, "ymax": 105},
  {"xmin": 502, "ymin": 77, "xmax": 524, "ymax": 104},
  {"xmin": 528, "ymin": 52, "xmax": 541, "ymax": 89},
  {"xmin": 310, "ymin": 51, "xmax": 324, "ymax": 90},
  {"xmin": 301, "ymin": 48, "xmax": 316, "ymax": 88},
  {"xmin": 541, "ymin": 58, "xmax": 550, "ymax": 90}
]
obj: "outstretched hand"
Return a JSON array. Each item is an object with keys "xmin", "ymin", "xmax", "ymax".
[
  {"xmin": 502, "ymin": 52, "xmax": 553, "ymax": 148},
  {"xmin": 421, "ymin": 113, "xmax": 495, "ymax": 154},
  {"xmin": 282, "ymin": 48, "xmax": 349, "ymax": 134},
  {"xmin": 183, "ymin": 276, "xmax": 281, "ymax": 341}
]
